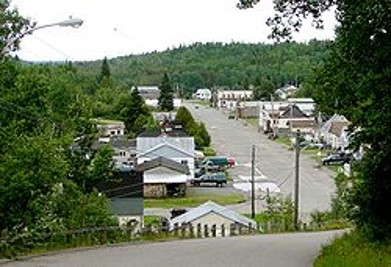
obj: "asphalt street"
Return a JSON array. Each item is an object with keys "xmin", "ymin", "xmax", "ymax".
[
  {"xmin": 2, "ymin": 231, "xmax": 344, "ymax": 267},
  {"xmin": 185, "ymin": 102, "xmax": 336, "ymax": 218}
]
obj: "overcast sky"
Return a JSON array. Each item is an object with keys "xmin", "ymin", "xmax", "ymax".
[{"xmin": 11, "ymin": 0, "xmax": 337, "ymax": 62}]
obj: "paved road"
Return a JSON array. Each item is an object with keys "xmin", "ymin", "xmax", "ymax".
[
  {"xmin": 186, "ymin": 103, "xmax": 336, "ymax": 218},
  {"xmin": 2, "ymin": 231, "xmax": 343, "ymax": 267}
]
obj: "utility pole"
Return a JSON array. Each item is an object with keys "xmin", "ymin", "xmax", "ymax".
[
  {"xmin": 251, "ymin": 144, "xmax": 256, "ymax": 219},
  {"xmin": 293, "ymin": 129, "xmax": 300, "ymax": 230}
]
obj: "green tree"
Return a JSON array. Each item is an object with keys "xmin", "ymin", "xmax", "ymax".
[
  {"xmin": 175, "ymin": 106, "xmax": 195, "ymax": 129},
  {"xmin": 239, "ymin": 0, "xmax": 391, "ymax": 242},
  {"xmin": 252, "ymin": 78, "xmax": 275, "ymax": 100},
  {"xmin": 0, "ymin": 0, "xmax": 33, "ymax": 59},
  {"xmin": 158, "ymin": 73, "xmax": 174, "ymax": 111},
  {"xmin": 99, "ymin": 56, "xmax": 111, "ymax": 84}
]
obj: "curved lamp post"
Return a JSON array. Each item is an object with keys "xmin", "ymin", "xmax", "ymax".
[{"xmin": 1, "ymin": 17, "xmax": 83, "ymax": 56}]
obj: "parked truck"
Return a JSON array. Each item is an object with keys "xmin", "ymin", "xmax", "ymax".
[
  {"xmin": 201, "ymin": 156, "xmax": 235, "ymax": 168},
  {"xmin": 191, "ymin": 172, "xmax": 227, "ymax": 187}
]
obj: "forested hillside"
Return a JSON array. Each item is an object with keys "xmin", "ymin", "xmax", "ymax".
[{"xmin": 75, "ymin": 40, "xmax": 330, "ymax": 97}]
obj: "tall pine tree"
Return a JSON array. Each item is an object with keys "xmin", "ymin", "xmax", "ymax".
[
  {"xmin": 99, "ymin": 56, "xmax": 111, "ymax": 84},
  {"xmin": 158, "ymin": 73, "xmax": 174, "ymax": 111}
]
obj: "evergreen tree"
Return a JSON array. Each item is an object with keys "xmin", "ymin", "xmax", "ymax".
[
  {"xmin": 99, "ymin": 57, "xmax": 111, "ymax": 84},
  {"xmin": 158, "ymin": 73, "xmax": 174, "ymax": 111}
]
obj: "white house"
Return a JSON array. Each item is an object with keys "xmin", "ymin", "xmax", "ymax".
[
  {"xmin": 287, "ymin": 98, "xmax": 316, "ymax": 116},
  {"xmin": 258, "ymin": 101, "xmax": 287, "ymax": 133},
  {"xmin": 95, "ymin": 119, "xmax": 125, "ymax": 143},
  {"xmin": 170, "ymin": 201, "xmax": 257, "ymax": 237},
  {"xmin": 316, "ymin": 114, "xmax": 349, "ymax": 142},
  {"xmin": 217, "ymin": 90, "xmax": 253, "ymax": 110},
  {"xmin": 144, "ymin": 98, "xmax": 182, "ymax": 108},
  {"xmin": 275, "ymin": 85, "xmax": 298, "ymax": 100},
  {"xmin": 137, "ymin": 136, "xmax": 195, "ymax": 178},
  {"xmin": 274, "ymin": 105, "xmax": 316, "ymax": 135},
  {"xmin": 194, "ymin": 88, "xmax": 212, "ymax": 100}
]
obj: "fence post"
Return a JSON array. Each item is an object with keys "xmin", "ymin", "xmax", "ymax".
[
  {"xmin": 221, "ymin": 224, "xmax": 225, "ymax": 237},
  {"xmin": 181, "ymin": 223, "xmax": 186, "ymax": 237},
  {"xmin": 197, "ymin": 223, "xmax": 202, "ymax": 238},
  {"xmin": 238, "ymin": 224, "xmax": 243, "ymax": 235},
  {"xmin": 204, "ymin": 224, "xmax": 209, "ymax": 238},
  {"xmin": 174, "ymin": 223, "xmax": 179, "ymax": 237},
  {"xmin": 212, "ymin": 224, "xmax": 217, "ymax": 237},
  {"xmin": 189, "ymin": 223, "xmax": 195, "ymax": 238}
]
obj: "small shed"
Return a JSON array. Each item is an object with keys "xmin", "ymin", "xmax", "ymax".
[{"xmin": 170, "ymin": 201, "xmax": 257, "ymax": 236}]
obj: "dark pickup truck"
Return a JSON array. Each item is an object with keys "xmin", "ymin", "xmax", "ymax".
[{"xmin": 191, "ymin": 172, "xmax": 227, "ymax": 187}]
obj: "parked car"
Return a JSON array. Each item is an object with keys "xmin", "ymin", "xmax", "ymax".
[
  {"xmin": 322, "ymin": 153, "xmax": 351, "ymax": 165},
  {"xmin": 191, "ymin": 172, "xmax": 227, "ymax": 187},
  {"xmin": 299, "ymin": 141, "xmax": 325, "ymax": 149}
]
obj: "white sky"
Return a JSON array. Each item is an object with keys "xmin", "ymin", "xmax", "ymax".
[{"xmin": 11, "ymin": 0, "xmax": 337, "ymax": 62}]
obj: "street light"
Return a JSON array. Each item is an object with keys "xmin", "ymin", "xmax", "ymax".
[{"xmin": 1, "ymin": 16, "xmax": 83, "ymax": 57}]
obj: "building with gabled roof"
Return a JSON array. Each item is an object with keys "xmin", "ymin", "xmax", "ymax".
[
  {"xmin": 136, "ymin": 157, "xmax": 189, "ymax": 197},
  {"xmin": 170, "ymin": 201, "xmax": 257, "ymax": 236}
]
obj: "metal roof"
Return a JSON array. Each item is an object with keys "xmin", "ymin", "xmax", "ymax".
[
  {"xmin": 171, "ymin": 201, "xmax": 256, "ymax": 227},
  {"xmin": 136, "ymin": 156, "xmax": 189, "ymax": 174}
]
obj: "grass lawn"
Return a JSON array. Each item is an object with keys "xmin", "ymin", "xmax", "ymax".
[
  {"xmin": 275, "ymin": 136, "xmax": 293, "ymax": 148},
  {"xmin": 144, "ymin": 194, "xmax": 246, "ymax": 209},
  {"xmin": 244, "ymin": 118, "xmax": 258, "ymax": 127},
  {"xmin": 144, "ymin": 215, "xmax": 162, "ymax": 226},
  {"xmin": 315, "ymin": 231, "xmax": 391, "ymax": 267}
]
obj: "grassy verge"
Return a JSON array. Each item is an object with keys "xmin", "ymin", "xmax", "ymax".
[
  {"xmin": 144, "ymin": 194, "xmax": 245, "ymax": 209},
  {"xmin": 244, "ymin": 118, "xmax": 258, "ymax": 127},
  {"xmin": 315, "ymin": 231, "xmax": 391, "ymax": 267},
  {"xmin": 144, "ymin": 215, "xmax": 161, "ymax": 226},
  {"xmin": 275, "ymin": 136, "xmax": 293, "ymax": 148}
]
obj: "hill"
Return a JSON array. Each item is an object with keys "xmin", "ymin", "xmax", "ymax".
[{"xmin": 74, "ymin": 40, "xmax": 330, "ymax": 97}]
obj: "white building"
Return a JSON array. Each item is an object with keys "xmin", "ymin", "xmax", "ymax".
[
  {"xmin": 217, "ymin": 90, "xmax": 253, "ymax": 110},
  {"xmin": 170, "ymin": 201, "xmax": 257, "ymax": 237},
  {"xmin": 136, "ymin": 135, "xmax": 195, "ymax": 178},
  {"xmin": 194, "ymin": 88, "xmax": 212, "ymax": 100}
]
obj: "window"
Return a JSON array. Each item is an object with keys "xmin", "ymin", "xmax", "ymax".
[{"xmin": 181, "ymin": 160, "xmax": 188, "ymax": 165}]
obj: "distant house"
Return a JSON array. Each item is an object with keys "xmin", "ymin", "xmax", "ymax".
[
  {"xmin": 328, "ymin": 121, "xmax": 351, "ymax": 150},
  {"xmin": 258, "ymin": 98, "xmax": 316, "ymax": 135},
  {"xmin": 136, "ymin": 157, "xmax": 189, "ymax": 197},
  {"xmin": 236, "ymin": 101, "xmax": 262, "ymax": 119},
  {"xmin": 217, "ymin": 90, "xmax": 253, "ymax": 110},
  {"xmin": 287, "ymin": 98, "xmax": 316, "ymax": 116},
  {"xmin": 152, "ymin": 112, "xmax": 176, "ymax": 123},
  {"xmin": 137, "ymin": 140, "xmax": 195, "ymax": 179},
  {"xmin": 137, "ymin": 86, "xmax": 160, "ymax": 100},
  {"xmin": 144, "ymin": 98, "xmax": 183, "ymax": 108},
  {"xmin": 317, "ymin": 114, "xmax": 348, "ymax": 139},
  {"xmin": 275, "ymin": 85, "xmax": 298, "ymax": 100},
  {"xmin": 194, "ymin": 88, "xmax": 212, "ymax": 100},
  {"xmin": 274, "ymin": 104, "xmax": 316, "ymax": 135},
  {"xmin": 170, "ymin": 201, "xmax": 257, "ymax": 237},
  {"xmin": 95, "ymin": 119, "xmax": 125, "ymax": 143},
  {"xmin": 109, "ymin": 135, "xmax": 137, "ymax": 166}
]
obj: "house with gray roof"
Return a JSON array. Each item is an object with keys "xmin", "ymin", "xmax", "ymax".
[
  {"xmin": 170, "ymin": 201, "xmax": 257, "ymax": 237},
  {"xmin": 136, "ymin": 157, "xmax": 189, "ymax": 197}
]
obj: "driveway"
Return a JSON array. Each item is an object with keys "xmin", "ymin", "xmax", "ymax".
[
  {"xmin": 1, "ymin": 231, "xmax": 343, "ymax": 267},
  {"xmin": 185, "ymin": 102, "xmax": 336, "ymax": 218}
]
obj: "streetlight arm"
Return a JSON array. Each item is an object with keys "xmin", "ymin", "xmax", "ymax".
[{"xmin": 1, "ymin": 17, "xmax": 83, "ymax": 57}]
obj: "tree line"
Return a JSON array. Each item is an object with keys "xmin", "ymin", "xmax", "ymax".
[{"xmin": 74, "ymin": 40, "xmax": 330, "ymax": 98}]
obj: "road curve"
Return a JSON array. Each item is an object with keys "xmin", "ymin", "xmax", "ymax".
[{"xmin": 2, "ymin": 231, "xmax": 343, "ymax": 267}]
